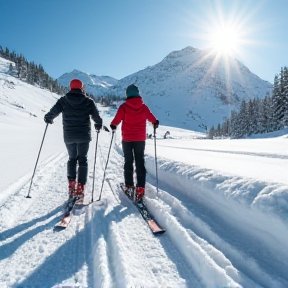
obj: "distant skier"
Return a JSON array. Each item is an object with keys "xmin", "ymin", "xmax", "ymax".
[
  {"xmin": 164, "ymin": 131, "xmax": 170, "ymax": 139},
  {"xmin": 44, "ymin": 79, "xmax": 103, "ymax": 198},
  {"xmin": 110, "ymin": 84, "xmax": 159, "ymax": 201}
]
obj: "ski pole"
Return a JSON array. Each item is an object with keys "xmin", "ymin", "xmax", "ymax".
[
  {"xmin": 91, "ymin": 130, "xmax": 100, "ymax": 202},
  {"xmin": 26, "ymin": 123, "xmax": 49, "ymax": 198},
  {"xmin": 96, "ymin": 130, "xmax": 115, "ymax": 202},
  {"xmin": 153, "ymin": 127, "xmax": 159, "ymax": 196}
]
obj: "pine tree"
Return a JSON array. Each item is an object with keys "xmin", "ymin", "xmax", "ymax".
[
  {"xmin": 247, "ymin": 99, "xmax": 254, "ymax": 135},
  {"xmin": 208, "ymin": 126, "xmax": 215, "ymax": 139},
  {"xmin": 271, "ymin": 74, "xmax": 281, "ymax": 130},
  {"xmin": 229, "ymin": 110, "xmax": 238, "ymax": 138},
  {"xmin": 252, "ymin": 98, "xmax": 261, "ymax": 134},
  {"xmin": 221, "ymin": 119, "xmax": 230, "ymax": 137},
  {"xmin": 282, "ymin": 67, "xmax": 288, "ymax": 126},
  {"xmin": 258, "ymin": 95, "xmax": 272, "ymax": 133},
  {"xmin": 237, "ymin": 100, "xmax": 248, "ymax": 137}
]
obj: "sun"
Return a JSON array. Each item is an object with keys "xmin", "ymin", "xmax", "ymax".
[
  {"xmin": 211, "ymin": 26, "xmax": 241, "ymax": 55},
  {"xmin": 208, "ymin": 24, "xmax": 242, "ymax": 56}
]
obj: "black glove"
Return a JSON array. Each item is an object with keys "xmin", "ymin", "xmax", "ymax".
[
  {"xmin": 110, "ymin": 124, "xmax": 117, "ymax": 131},
  {"xmin": 95, "ymin": 123, "xmax": 102, "ymax": 131},
  {"xmin": 103, "ymin": 126, "xmax": 110, "ymax": 132},
  {"xmin": 153, "ymin": 120, "xmax": 159, "ymax": 129},
  {"xmin": 44, "ymin": 115, "xmax": 53, "ymax": 124}
]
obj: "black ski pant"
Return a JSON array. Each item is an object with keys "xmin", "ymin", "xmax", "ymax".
[
  {"xmin": 122, "ymin": 140, "xmax": 146, "ymax": 188},
  {"xmin": 65, "ymin": 142, "xmax": 90, "ymax": 185}
]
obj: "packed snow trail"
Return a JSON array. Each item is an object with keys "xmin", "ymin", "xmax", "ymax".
[{"xmin": 0, "ymin": 127, "xmax": 201, "ymax": 288}]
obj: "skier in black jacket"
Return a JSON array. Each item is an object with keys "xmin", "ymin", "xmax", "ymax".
[{"xmin": 44, "ymin": 79, "xmax": 103, "ymax": 198}]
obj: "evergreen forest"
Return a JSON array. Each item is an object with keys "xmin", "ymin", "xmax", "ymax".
[
  {"xmin": 0, "ymin": 45, "xmax": 67, "ymax": 95},
  {"xmin": 209, "ymin": 66, "xmax": 288, "ymax": 138}
]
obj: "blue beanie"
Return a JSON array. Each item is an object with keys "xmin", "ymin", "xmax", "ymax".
[{"xmin": 126, "ymin": 84, "xmax": 140, "ymax": 98}]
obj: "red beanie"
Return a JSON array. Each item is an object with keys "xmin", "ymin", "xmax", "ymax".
[{"xmin": 70, "ymin": 79, "xmax": 83, "ymax": 90}]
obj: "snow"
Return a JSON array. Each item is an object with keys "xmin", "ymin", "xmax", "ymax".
[{"xmin": 0, "ymin": 59, "xmax": 288, "ymax": 288}]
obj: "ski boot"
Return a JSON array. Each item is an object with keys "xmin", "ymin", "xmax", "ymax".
[
  {"xmin": 136, "ymin": 187, "xmax": 145, "ymax": 202},
  {"xmin": 75, "ymin": 183, "xmax": 85, "ymax": 199},
  {"xmin": 124, "ymin": 185, "xmax": 135, "ymax": 199},
  {"xmin": 68, "ymin": 180, "xmax": 76, "ymax": 198}
]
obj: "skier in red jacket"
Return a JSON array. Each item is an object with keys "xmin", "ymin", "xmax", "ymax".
[{"xmin": 110, "ymin": 84, "xmax": 159, "ymax": 201}]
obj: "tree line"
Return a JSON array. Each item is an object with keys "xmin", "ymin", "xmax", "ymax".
[
  {"xmin": 93, "ymin": 94, "xmax": 125, "ymax": 107},
  {"xmin": 0, "ymin": 45, "xmax": 67, "ymax": 95},
  {"xmin": 209, "ymin": 66, "xmax": 288, "ymax": 139}
]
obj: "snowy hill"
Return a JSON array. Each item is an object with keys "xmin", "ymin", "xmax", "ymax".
[
  {"xmin": 1, "ymin": 56, "xmax": 288, "ymax": 288},
  {"xmin": 0, "ymin": 58, "xmax": 60, "ymax": 124},
  {"xmin": 57, "ymin": 69, "xmax": 118, "ymax": 97},
  {"xmin": 108, "ymin": 46, "xmax": 273, "ymax": 132},
  {"xmin": 0, "ymin": 57, "xmax": 66, "ymax": 193}
]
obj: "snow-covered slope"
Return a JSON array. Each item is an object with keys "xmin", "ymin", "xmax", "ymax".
[
  {"xmin": 108, "ymin": 46, "xmax": 273, "ymax": 132},
  {"xmin": 0, "ymin": 58, "xmax": 60, "ymax": 123},
  {"xmin": 57, "ymin": 69, "xmax": 118, "ymax": 97},
  {"xmin": 1, "ymin": 57, "xmax": 287, "ymax": 288},
  {"xmin": 0, "ymin": 57, "xmax": 66, "ymax": 194}
]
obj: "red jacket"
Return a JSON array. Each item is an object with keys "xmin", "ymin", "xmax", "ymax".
[{"xmin": 111, "ymin": 96, "xmax": 157, "ymax": 141}]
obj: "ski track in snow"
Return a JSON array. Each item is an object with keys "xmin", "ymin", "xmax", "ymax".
[
  {"xmin": 156, "ymin": 144, "xmax": 288, "ymax": 160},
  {"xmin": 0, "ymin": 126, "xmax": 288, "ymax": 287}
]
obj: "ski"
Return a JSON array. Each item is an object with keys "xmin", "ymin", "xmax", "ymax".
[
  {"xmin": 73, "ymin": 198, "xmax": 90, "ymax": 215},
  {"xmin": 120, "ymin": 183, "xmax": 165, "ymax": 234},
  {"xmin": 54, "ymin": 197, "xmax": 87, "ymax": 230}
]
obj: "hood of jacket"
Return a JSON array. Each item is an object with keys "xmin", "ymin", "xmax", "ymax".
[
  {"xmin": 65, "ymin": 89, "xmax": 87, "ymax": 107},
  {"xmin": 125, "ymin": 96, "xmax": 144, "ymax": 110}
]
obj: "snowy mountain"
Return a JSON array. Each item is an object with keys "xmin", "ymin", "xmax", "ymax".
[
  {"xmin": 57, "ymin": 69, "xmax": 118, "ymax": 97},
  {"xmin": 57, "ymin": 47, "xmax": 272, "ymax": 132},
  {"xmin": 108, "ymin": 46, "xmax": 273, "ymax": 132},
  {"xmin": 1, "ymin": 56, "xmax": 288, "ymax": 288}
]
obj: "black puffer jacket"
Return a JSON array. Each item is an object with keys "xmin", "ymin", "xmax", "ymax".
[{"xmin": 45, "ymin": 89, "xmax": 102, "ymax": 143}]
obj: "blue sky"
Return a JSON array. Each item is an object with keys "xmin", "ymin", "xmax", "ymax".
[{"xmin": 0, "ymin": 0, "xmax": 287, "ymax": 83}]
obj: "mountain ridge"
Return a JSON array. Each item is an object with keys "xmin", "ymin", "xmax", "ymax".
[
  {"xmin": 106, "ymin": 46, "xmax": 272, "ymax": 131},
  {"xmin": 57, "ymin": 69, "xmax": 118, "ymax": 96},
  {"xmin": 1, "ymin": 45, "xmax": 273, "ymax": 132}
]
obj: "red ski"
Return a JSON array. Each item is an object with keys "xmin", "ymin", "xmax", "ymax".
[
  {"xmin": 120, "ymin": 183, "xmax": 165, "ymax": 235},
  {"xmin": 54, "ymin": 197, "xmax": 88, "ymax": 230}
]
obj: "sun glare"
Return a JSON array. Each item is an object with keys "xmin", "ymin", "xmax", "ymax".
[
  {"xmin": 185, "ymin": 1, "xmax": 260, "ymax": 103},
  {"xmin": 210, "ymin": 26, "xmax": 241, "ymax": 56}
]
